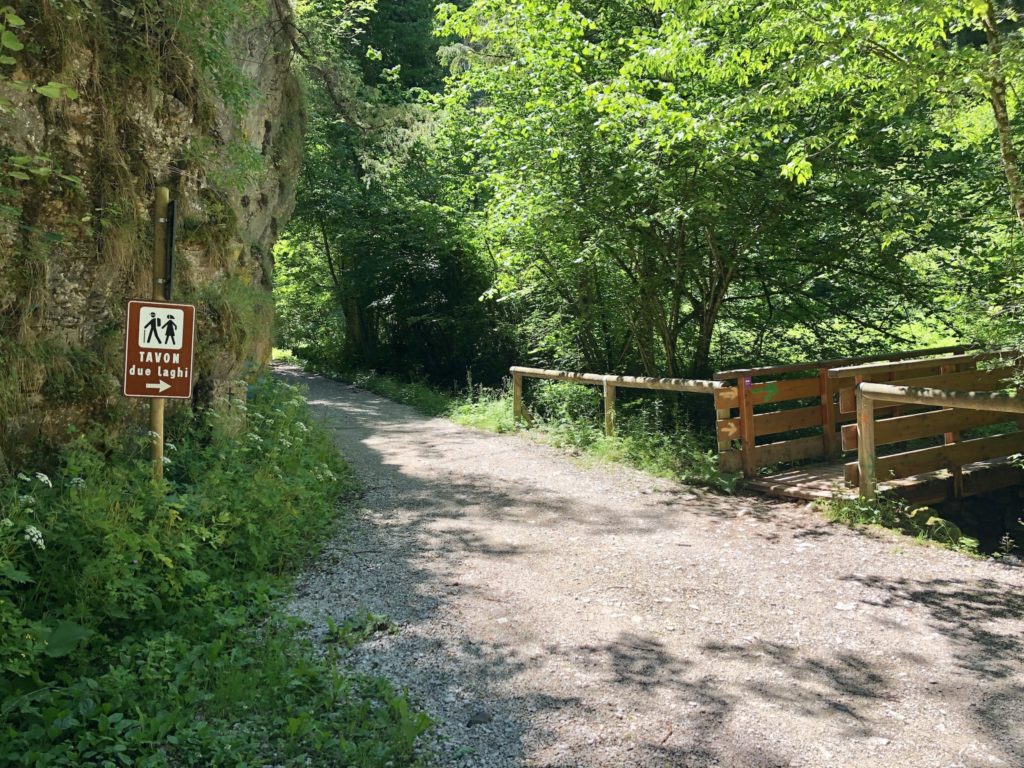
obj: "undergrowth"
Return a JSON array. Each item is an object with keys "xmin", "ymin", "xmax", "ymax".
[
  {"xmin": 818, "ymin": 494, "xmax": 981, "ymax": 555},
  {"xmin": 0, "ymin": 377, "xmax": 430, "ymax": 766},
  {"xmin": 349, "ymin": 361, "xmax": 1008, "ymax": 555}
]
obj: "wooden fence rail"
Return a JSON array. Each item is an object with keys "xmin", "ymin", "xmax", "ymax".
[
  {"xmin": 855, "ymin": 382, "xmax": 1024, "ymax": 500},
  {"xmin": 509, "ymin": 366, "xmax": 723, "ymax": 437}
]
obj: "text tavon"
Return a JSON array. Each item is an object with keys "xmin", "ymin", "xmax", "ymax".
[{"xmin": 129, "ymin": 350, "xmax": 189, "ymax": 380}]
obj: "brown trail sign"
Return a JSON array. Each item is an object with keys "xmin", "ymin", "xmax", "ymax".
[{"xmin": 123, "ymin": 299, "xmax": 195, "ymax": 400}]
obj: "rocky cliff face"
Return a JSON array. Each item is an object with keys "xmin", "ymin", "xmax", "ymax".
[{"xmin": 0, "ymin": 2, "xmax": 304, "ymax": 471}]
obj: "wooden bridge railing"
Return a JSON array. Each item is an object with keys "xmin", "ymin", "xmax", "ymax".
[
  {"xmin": 854, "ymin": 382, "xmax": 1024, "ymax": 500},
  {"xmin": 828, "ymin": 350, "xmax": 1009, "ymax": 417},
  {"xmin": 512, "ymin": 348, "xmax": 1023, "ymax": 503},
  {"xmin": 509, "ymin": 367, "xmax": 723, "ymax": 437},
  {"xmin": 712, "ymin": 345, "xmax": 970, "ymax": 478}
]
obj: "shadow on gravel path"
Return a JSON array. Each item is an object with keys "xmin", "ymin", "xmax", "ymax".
[{"xmin": 277, "ymin": 365, "xmax": 1024, "ymax": 768}]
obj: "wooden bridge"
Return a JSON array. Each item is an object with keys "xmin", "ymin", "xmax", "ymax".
[{"xmin": 511, "ymin": 346, "xmax": 1024, "ymax": 505}]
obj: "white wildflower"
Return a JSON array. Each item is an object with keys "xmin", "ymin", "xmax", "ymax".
[
  {"xmin": 1, "ymin": 518, "xmax": 14, "ymax": 529},
  {"xmin": 247, "ymin": 433, "xmax": 263, "ymax": 443},
  {"xmin": 18, "ymin": 494, "xmax": 37, "ymax": 506},
  {"xmin": 312, "ymin": 464, "xmax": 337, "ymax": 483},
  {"xmin": 295, "ymin": 422, "xmax": 308, "ymax": 432},
  {"xmin": 165, "ymin": 443, "xmax": 177, "ymax": 452},
  {"xmin": 69, "ymin": 478, "xmax": 85, "ymax": 489},
  {"xmin": 34, "ymin": 473, "xmax": 52, "ymax": 488},
  {"xmin": 23, "ymin": 525, "xmax": 45, "ymax": 550},
  {"xmin": 16, "ymin": 472, "xmax": 30, "ymax": 482}
]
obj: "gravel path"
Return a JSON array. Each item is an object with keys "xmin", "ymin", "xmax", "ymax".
[{"xmin": 277, "ymin": 365, "xmax": 1024, "ymax": 768}]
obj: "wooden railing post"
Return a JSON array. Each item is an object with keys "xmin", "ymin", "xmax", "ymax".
[
  {"xmin": 819, "ymin": 368, "xmax": 838, "ymax": 458},
  {"xmin": 940, "ymin": 363, "xmax": 964, "ymax": 499},
  {"xmin": 856, "ymin": 386, "xmax": 877, "ymax": 500},
  {"xmin": 737, "ymin": 376, "xmax": 756, "ymax": 478},
  {"xmin": 512, "ymin": 371, "xmax": 524, "ymax": 422},
  {"xmin": 603, "ymin": 379, "xmax": 616, "ymax": 437}
]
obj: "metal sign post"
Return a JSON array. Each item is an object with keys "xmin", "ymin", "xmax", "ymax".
[{"xmin": 151, "ymin": 188, "xmax": 168, "ymax": 479}]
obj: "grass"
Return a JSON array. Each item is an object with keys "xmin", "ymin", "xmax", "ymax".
[
  {"xmin": 449, "ymin": 385, "xmax": 518, "ymax": 433},
  {"xmin": 273, "ymin": 349, "xmax": 456, "ymax": 417},
  {"xmin": 272, "ymin": 347, "xmax": 301, "ymax": 364},
  {"xmin": 277, "ymin": 349, "xmax": 1020, "ymax": 557}
]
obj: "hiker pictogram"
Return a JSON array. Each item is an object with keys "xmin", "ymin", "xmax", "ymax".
[
  {"xmin": 137, "ymin": 306, "xmax": 185, "ymax": 351},
  {"xmin": 144, "ymin": 312, "xmax": 163, "ymax": 344}
]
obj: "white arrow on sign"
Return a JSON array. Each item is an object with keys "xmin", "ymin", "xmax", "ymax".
[{"xmin": 145, "ymin": 381, "xmax": 171, "ymax": 393}]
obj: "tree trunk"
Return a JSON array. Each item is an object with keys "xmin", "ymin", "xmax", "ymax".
[
  {"xmin": 983, "ymin": 3, "xmax": 1024, "ymax": 233},
  {"xmin": 688, "ymin": 228, "xmax": 733, "ymax": 378},
  {"xmin": 320, "ymin": 220, "xmax": 371, "ymax": 360}
]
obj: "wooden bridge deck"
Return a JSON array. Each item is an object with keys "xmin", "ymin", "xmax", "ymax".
[{"xmin": 748, "ymin": 458, "xmax": 1024, "ymax": 506}]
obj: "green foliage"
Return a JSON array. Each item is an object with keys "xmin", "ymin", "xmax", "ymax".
[
  {"xmin": 643, "ymin": 0, "xmax": 1021, "ymax": 188},
  {"xmin": 272, "ymin": 0, "xmax": 1024, "ymax": 465},
  {"xmin": 327, "ymin": 610, "xmax": 398, "ymax": 650},
  {"xmin": 0, "ymin": 4, "xmax": 80, "ymax": 220},
  {"xmin": 274, "ymin": 236, "xmax": 354, "ymax": 366},
  {"xmin": 309, "ymin": 362, "xmax": 738, "ymax": 491},
  {"xmin": 820, "ymin": 495, "xmax": 981, "ymax": 555},
  {"xmin": 194, "ymin": 275, "xmax": 276, "ymax": 373},
  {"xmin": 435, "ymin": 0, "xmax": 981, "ymax": 377},
  {"xmin": 276, "ymin": 0, "xmax": 515, "ymax": 385},
  {"xmin": 282, "ymin": 0, "xmax": 1024, "ymax": 403},
  {"xmin": 530, "ymin": 381, "xmax": 603, "ymax": 425},
  {"xmin": 183, "ymin": 137, "xmax": 267, "ymax": 193},
  {"xmin": 0, "ymin": 378, "xmax": 430, "ymax": 765}
]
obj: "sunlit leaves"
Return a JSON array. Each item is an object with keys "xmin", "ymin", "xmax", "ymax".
[{"xmin": 780, "ymin": 156, "xmax": 813, "ymax": 185}]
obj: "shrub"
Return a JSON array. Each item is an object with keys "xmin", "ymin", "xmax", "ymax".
[{"xmin": 529, "ymin": 381, "xmax": 602, "ymax": 424}]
